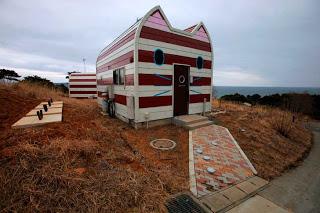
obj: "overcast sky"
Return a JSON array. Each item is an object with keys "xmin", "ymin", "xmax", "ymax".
[{"xmin": 0, "ymin": 0, "xmax": 319, "ymax": 86}]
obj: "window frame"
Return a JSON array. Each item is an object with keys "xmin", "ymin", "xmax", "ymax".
[
  {"xmin": 113, "ymin": 67, "xmax": 125, "ymax": 85},
  {"xmin": 153, "ymin": 48, "xmax": 165, "ymax": 66},
  {"xmin": 196, "ymin": 56, "xmax": 204, "ymax": 70}
]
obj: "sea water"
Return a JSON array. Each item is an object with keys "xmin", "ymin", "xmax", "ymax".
[{"xmin": 214, "ymin": 86, "xmax": 320, "ymax": 98}]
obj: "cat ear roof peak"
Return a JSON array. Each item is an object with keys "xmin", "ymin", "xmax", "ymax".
[{"xmin": 140, "ymin": 6, "xmax": 211, "ymax": 41}]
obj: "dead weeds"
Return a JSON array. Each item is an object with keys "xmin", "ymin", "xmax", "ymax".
[
  {"xmin": 212, "ymin": 100, "xmax": 312, "ymax": 180},
  {"xmin": 0, "ymin": 83, "xmax": 189, "ymax": 212}
]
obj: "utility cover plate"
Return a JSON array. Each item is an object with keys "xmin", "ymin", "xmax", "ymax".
[{"xmin": 166, "ymin": 194, "xmax": 207, "ymax": 213}]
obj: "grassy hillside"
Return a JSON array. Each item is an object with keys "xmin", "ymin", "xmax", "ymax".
[
  {"xmin": 0, "ymin": 83, "xmax": 189, "ymax": 212},
  {"xmin": 0, "ymin": 83, "xmax": 313, "ymax": 212},
  {"xmin": 212, "ymin": 100, "xmax": 312, "ymax": 180}
]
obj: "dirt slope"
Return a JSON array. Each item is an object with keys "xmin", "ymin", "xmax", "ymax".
[
  {"xmin": 212, "ymin": 100, "xmax": 312, "ymax": 180},
  {"xmin": 0, "ymin": 83, "xmax": 188, "ymax": 212},
  {"xmin": 0, "ymin": 84, "xmax": 40, "ymax": 130}
]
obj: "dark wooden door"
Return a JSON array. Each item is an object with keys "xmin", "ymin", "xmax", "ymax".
[{"xmin": 174, "ymin": 65, "xmax": 189, "ymax": 116}]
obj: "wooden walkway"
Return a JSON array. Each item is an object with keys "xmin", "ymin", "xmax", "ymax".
[{"xmin": 12, "ymin": 101, "xmax": 63, "ymax": 128}]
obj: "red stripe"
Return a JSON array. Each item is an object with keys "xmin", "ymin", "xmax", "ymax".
[
  {"xmin": 139, "ymin": 96, "xmax": 172, "ymax": 108},
  {"xmin": 115, "ymin": 94, "xmax": 126, "ymax": 105},
  {"xmin": 125, "ymin": 74, "xmax": 134, "ymax": 85},
  {"xmin": 96, "ymin": 75, "xmax": 133, "ymax": 86},
  {"xmin": 70, "ymin": 74, "xmax": 96, "ymax": 76},
  {"xmin": 191, "ymin": 77, "xmax": 211, "ymax": 86},
  {"xmin": 69, "ymin": 85, "xmax": 97, "ymax": 88},
  {"xmin": 97, "ymin": 78, "xmax": 113, "ymax": 85},
  {"xmin": 190, "ymin": 94, "xmax": 210, "ymax": 103},
  {"xmin": 140, "ymin": 26, "xmax": 211, "ymax": 52},
  {"xmin": 97, "ymin": 29, "xmax": 136, "ymax": 61},
  {"xmin": 69, "ymin": 79, "xmax": 96, "ymax": 82},
  {"xmin": 70, "ymin": 91, "xmax": 97, "ymax": 94},
  {"xmin": 97, "ymin": 51, "xmax": 134, "ymax": 73},
  {"xmin": 138, "ymin": 50, "xmax": 212, "ymax": 69},
  {"xmin": 138, "ymin": 74, "xmax": 172, "ymax": 86}
]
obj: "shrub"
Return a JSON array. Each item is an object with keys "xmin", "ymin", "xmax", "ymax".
[{"xmin": 270, "ymin": 110, "xmax": 293, "ymax": 137}]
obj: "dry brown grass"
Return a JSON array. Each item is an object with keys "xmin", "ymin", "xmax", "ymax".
[
  {"xmin": 212, "ymin": 100, "xmax": 312, "ymax": 180},
  {"xmin": 270, "ymin": 110, "xmax": 293, "ymax": 137},
  {"xmin": 0, "ymin": 82, "xmax": 67, "ymax": 101},
  {"xmin": 0, "ymin": 83, "xmax": 189, "ymax": 212}
]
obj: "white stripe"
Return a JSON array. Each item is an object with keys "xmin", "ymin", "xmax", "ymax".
[
  {"xmin": 137, "ymin": 85, "xmax": 171, "ymax": 92},
  {"xmin": 69, "ymin": 76, "xmax": 96, "ymax": 80},
  {"xmin": 97, "ymin": 88, "xmax": 135, "ymax": 96},
  {"xmin": 138, "ymin": 38, "xmax": 212, "ymax": 60},
  {"xmin": 190, "ymin": 71, "xmax": 212, "ymax": 78},
  {"xmin": 114, "ymin": 85, "xmax": 134, "ymax": 91},
  {"xmin": 70, "ymin": 73, "xmax": 95, "ymax": 76},
  {"xmin": 97, "ymin": 86, "xmax": 134, "ymax": 96},
  {"xmin": 138, "ymin": 62, "xmax": 211, "ymax": 74},
  {"xmin": 97, "ymin": 40, "xmax": 134, "ymax": 67},
  {"xmin": 138, "ymin": 69, "xmax": 171, "ymax": 75},
  {"xmin": 113, "ymin": 86, "xmax": 135, "ymax": 96},
  {"xmin": 96, "ymin": 72, "xmax": 113, "ymax": 79},
  {"xmin": 69, "ymin": 94, "xmax": 97, "ymax": 98},
  {"xmin": 137, "ymin": 67, "xmax": 212, "ymax": 76},
  {"xmin": 136, "ymin": 109, "xmax": 173, "ymax": 122},
  {"xmin": 190, "ymin": 86, "xmax": 211, "ymax": 94},
  {"xmin": 115, "ymin": 103, "xmax": 128, "ymax": 118},
  {"xmin": 69, "ymin": 88, "xmax": 97, "ymax": 92},
  {"xmin": 189, "ymin": 102, "xmax": 211, "ymax": 114},
  {"xmin": 138, "ymin": 62, "xmax": 171, "ymax": 70},
  {"xmin": 69, "ymin": 82, "xmax": 96, "ymax": 85},
  {"xmin": 96, "ymin": 64, "xmax": 134, "ymax": 79},
  {"xmin": 99, "ymin": 22, "xmax": 139, "ymax": 55},
  {"xmin": 138, "ymin": 90, "xmax": 173, "ymax": 97},
  {"xmin": 138, "ymin": 105, "xmax": 172, "ymax": 113},
  {"xmin": 97, "ymin": 85, "xmax": 107, "ymax": 90}
]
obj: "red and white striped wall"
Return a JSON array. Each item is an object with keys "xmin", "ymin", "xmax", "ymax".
[
  {"xmin": 68, "ymin": 73, "xmax": 97, "ymax": 98},
  {"xmin": 96, "ymin": 5, "xmax": 213, "ymax": 124},
  {"xmin": 134, "ymin": 7, "xmax": 213, "ymax": 122}
]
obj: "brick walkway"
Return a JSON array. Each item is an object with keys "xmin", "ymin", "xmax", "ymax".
[{"xmin": 189, "ymin": 125, "xmax": 256, "ymax": 197}]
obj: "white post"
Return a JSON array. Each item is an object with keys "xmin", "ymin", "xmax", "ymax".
[
  {"xmin": 83, "ymin": 58, "xmax": 86, "ymax": 73},
  {"xmin": 144, "ymin": 112, "xmax": 150, "ymax": 129},
  {"xmin": 203, "ymin": 98, "xmax": 207, "ymax": 116}
]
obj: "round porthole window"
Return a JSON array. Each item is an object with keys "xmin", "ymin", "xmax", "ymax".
[
  {"xmin": 154, "ymin": 49, "xmax": 164, "ymax": 65},
  {"xmin": 196, "ymin": 56, "xmax": 204, "ymax": 69},
  {"xmin": 179, "ymin": 75, "xmax": 186, "ymax": 83}
]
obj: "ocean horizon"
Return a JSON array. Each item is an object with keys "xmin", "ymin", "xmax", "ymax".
[
  {"xmin": 57, "ymin": 83, "xmax": 320, "ymax": 98},
  {"xmin": 214, "ymin": 86, "xmax": 320, "ymax": 98}
]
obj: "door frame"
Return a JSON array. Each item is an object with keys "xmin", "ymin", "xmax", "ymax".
[{"xmin": 173, "ymin": 63, "xmax": 190, "ymax": 116}]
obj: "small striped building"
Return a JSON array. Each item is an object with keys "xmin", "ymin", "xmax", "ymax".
[
  {"xmin": 68, "ymin": 73, "xmax": 97, "ymax": 98},
  {"xmin": 96, "ymin": 6, "xmax": 213, "ymax": 126}
]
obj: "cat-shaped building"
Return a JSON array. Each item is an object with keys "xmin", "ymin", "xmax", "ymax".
[{"xmin": 96, "ymin": 6, "xmax": 213, "ymax": 127}]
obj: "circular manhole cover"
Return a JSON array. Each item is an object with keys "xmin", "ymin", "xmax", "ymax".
[{"xmin": 150, "ymin": 139, "xmax": 176, "ymax": 150}]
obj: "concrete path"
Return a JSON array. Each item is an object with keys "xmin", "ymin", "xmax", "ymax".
[
  {"xmin": 227, "ymin": 195, "xmax": 289, "ymax": 213},
  {"xmin": 258, "ymin": 122, "xmax": 320, "ymax": 213},
  {"xmin": 189, "ymin": 125, "xmax": 256, "ymax": 197}
]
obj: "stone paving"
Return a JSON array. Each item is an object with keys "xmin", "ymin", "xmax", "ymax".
[{"xmin": 190, "ymin": 124, "xmax": 256, "ymax": 197}]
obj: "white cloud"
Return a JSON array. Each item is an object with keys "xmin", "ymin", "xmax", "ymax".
[
  {"xmin": 213, "ymin": 66, "xmax": 272, "ymax": 86},
  {"xmin": 0, "ymin": 0, "xmax": 319, "ymax": 87},
  {"xmin": 0, "ymin": 47, "xmax": 95, "ymax": 82},
  {"xmin": 1, "ymin": 65, "xmax": 69, "ymax": 83},
  {"xmin": 0, "ymin": 47, "xmax": 95, "ymax": 73}
]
